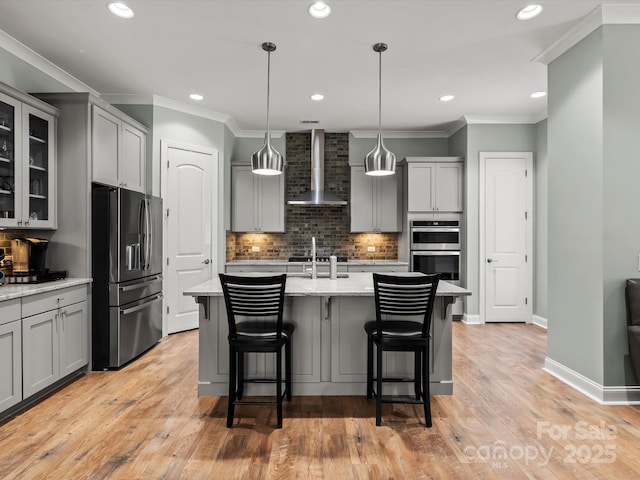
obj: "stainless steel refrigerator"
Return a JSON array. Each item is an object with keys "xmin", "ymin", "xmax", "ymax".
[{"xmin": 91, "ymin": 184, "xmax": 163, "ymax": 369}]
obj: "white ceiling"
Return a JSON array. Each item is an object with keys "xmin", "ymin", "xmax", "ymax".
[{"xmin": 0, "ymin": 0, "xmax": 637, "ymax": 134}]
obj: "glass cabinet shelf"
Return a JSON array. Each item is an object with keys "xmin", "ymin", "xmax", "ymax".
[
  {"xmin": 0, "ymin": 188, "xmax": 12, "ymax": 195},
  {"xmin": 29, "ymin": 164, "xmax": 46, "ymax": 172},
  {"xmin": 0, "ymin": 125, "xmax": 10, "ymax": 133},
  {"xmin": 29, "ymin": 134, "xmax": 46, "ymax": 144},
  {"xmin": 0, "ymin": 156, "xmax": 10, "ymax": 163}
]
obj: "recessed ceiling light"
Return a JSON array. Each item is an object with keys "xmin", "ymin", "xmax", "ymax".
[
  {"xmin": 310, "ymin": 93, "xmax": 324, "ymax": 101},
  {"xmin": 439, "ymin": 94, "xmax": 455, "ymax": 102},
  {"xmin": 309, "ymin": 2, "xmax": 331, "ymax": 19},
  {"xmin": 517, "ymin": 5, "xmax": 542, "ymax": 21},
  {"xmin": 108, "ymin": 2, "xmax": 134, "ymax": 19},
  {"xmin": 189, "ymin": 93, "xmax": 204, "ymax": 101},
  {"xmin": 530, "ymin": 91, "xmax": 547, "ymax": 99}
]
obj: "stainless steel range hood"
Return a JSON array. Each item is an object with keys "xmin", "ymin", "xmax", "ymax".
[{"xmin": 287, "ymin": 129, "xmax": 348, "ymax": 206}]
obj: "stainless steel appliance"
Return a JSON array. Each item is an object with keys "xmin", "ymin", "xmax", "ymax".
[
  {"xmin": 411, "ymin": 251, "xmax": 460, "ymax": 281},
  {"xmin": 410, "ymin": 220, "xmax": 461, "ymax": 282},
  {"xmin": 91, "ymin": 184, "xmax": 163, "ymax": 370},
  {"xmin": 410, "ymin": 220, "xmax": 460, "ymax": 251}
]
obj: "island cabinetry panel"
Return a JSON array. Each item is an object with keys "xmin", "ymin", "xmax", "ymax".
[
  {"xmin": 21, "ymin": 286, "xmax": 88, "ymax": 398},
  {"xmin": 231, "ymin": 165, "xmax": 285, "ymax": 232},
  {"xmin": 405, "ymin": 158, "xmax": 463, "ymax": 213},
  {"xmin": 350, "ymin": 165, "xmax": 400, "ymax": 232},
  {"xmin": 0, "ymin": 85, "xmax": 58, "ymax": 229},
  {"xmin": 92, "ymin": 105, "xmax": 146, "ymax": 193},
  {"xmin": 199, "ymin": 296, "xmax": 321, "ymax": 389},
  {"xmin": 329, "ymin": 297, "xmax": 443, "ymax": 388},
  {"xmin": 0, "ymin": 299, "xmax": 22, "ymax": 411}
]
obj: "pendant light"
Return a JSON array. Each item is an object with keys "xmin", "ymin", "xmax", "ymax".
[
  {"xmin": 251, "ymin": 42, "xmax": 284, "ymax": 175},
  {"xmin": 364, "ymin": 43, "xmax": 396, "ymax": 176}
]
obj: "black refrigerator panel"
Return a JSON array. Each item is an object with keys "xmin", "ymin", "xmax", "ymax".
[{"xmin": 91, "ymin": 184, "xmax": 164, "ymax": 370}]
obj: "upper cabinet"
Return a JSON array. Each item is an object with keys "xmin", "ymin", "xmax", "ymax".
[
  {"xmin": 405, "ymin": 157, "xmax": 464, "ymax": 213},
  {"xmin": 92, "ymin": 105, "xmax": 146, "ymax": 193},
  {"xmin": 350, "ymin": 165, "xmax": 400, "ymax": 232},
  {"xmin": 231, "ymin": 165, "xmax": 285, "ymax": 232},
  {"xmin": 0, "ymin": 85, "xmax": 58, "ymax": 229}
]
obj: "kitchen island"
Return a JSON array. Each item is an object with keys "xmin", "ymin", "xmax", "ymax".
[{"xmin": 184, "ymin": 273, "xmax": 470, "ymax": 396}]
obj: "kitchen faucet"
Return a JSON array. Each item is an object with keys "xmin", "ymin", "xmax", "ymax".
[{"xmin": 311, "ymin": 236, "xmax": 317, "ymax": 279}]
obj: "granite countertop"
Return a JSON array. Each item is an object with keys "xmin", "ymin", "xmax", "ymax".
[
  {"xmin": 0, "ymin": 278, "xmax": 92, "ymax": 302},
  {"xmin": 226, "ymin": 259, "xmax": 409, "ymax": 266},
  {"xmin": 184, "ymin": 272, "xmax": 470, "ymax": 298}
]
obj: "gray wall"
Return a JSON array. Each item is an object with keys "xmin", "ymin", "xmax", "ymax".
[
  {"xmin": 548, "ymin": 28, "xmax": 605, "ymax": 385},
  {"xmin": 602, "ymin": 25, "xmax": 640, "ymax": 385},
  {"xmin": 535, "ymin": 119, "xmax": 548, "ymax": 320},
  {"xmin": 231, "ymin": 135, "xmax": 286, "ymax": 165},
  {"xmin": 349, "ymin": 134, "xmax": 449, "ymax": 160},
  {"xmin": 463, "ymin": 124, "xmax": 537, "ymax": 315},
  {"xmin": 548, "ymin": 25, "xmax": 640, "ymax": 387}
]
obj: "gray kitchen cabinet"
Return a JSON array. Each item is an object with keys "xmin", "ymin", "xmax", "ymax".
[
  {"xmin": 92, "ymin": 105, "xmax": 146, "ymax": 193},
  {"xmin": 204, "ymin": 296, "xmax": 321, "ymax": 386},
  {"xmin": 330, "ymin": 296, "xmax": 445, "ymax": 389},
  {"xmin": 0, "ymin": 299, "xmax": 22, "ymax": 412},
  {"xmin": 231, "ymin": 165, "xmax": 285, "ymax": 232},
  {"xmin": 350, "ymin": 165, "xmax": 400, "ymax": 232},
  {"xmin": 21, "ymin": 286, "xmax": 88, "ymax": 398},
  {"xmin": 0, "ymin": 83, "xmax": 58, "ymax": 229},
  {"xmin": 405, "ymin": 158, "xmax": 463, "ymax": 213}
]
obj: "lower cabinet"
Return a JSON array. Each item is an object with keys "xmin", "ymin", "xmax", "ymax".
[
  {"xmin": 20, "ymin": 285, "xmax": 89, "ymax": 400},
  {"xmin": 207, "ymin": 296, "xmax": 321, "ymax": 385},
  {"xmin": 0, "ymin": 300, "xmax": 22, "ymax": 411}
]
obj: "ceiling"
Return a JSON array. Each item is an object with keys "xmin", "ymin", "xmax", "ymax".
[{"xmin": 0, "ymin": 0, "xmax": 637, "ymax": 135}]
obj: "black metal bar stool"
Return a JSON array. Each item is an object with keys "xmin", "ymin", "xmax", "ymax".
[
  {"xmin": 219, "ymin": 273, "xmax": 294, "ymax": 428},
  {"xmin": 364, "ymin": 273, "xmax": 440, "ymax": 427}
]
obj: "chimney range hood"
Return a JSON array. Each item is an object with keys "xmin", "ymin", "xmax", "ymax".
[{"xmin": 287, "ymin": 129, "xmax": 348, "ymax": 206}]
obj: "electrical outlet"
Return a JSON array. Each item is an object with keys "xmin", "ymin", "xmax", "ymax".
[
  {"xmin": 251, "ymin": 246, "xmax": 260, "ymax": 253},
  {"xmin": 367, "ymin": 246, "xmax": 376, "ymax": 252}
]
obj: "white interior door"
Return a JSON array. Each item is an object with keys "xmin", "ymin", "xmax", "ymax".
[
  {"xmin": 481, "ymin": 152, "xmax": 532, "ymax": 323},
  {"xmin": 163, "ymin": 140, "xmax": 218, "ymax": 334}
]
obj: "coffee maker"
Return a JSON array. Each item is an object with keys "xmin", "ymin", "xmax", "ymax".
[{"xmin": 12, "ymin": 237, "xmax": 49, "ymax": 274}]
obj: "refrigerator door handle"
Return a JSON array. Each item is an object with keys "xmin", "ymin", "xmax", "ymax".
[
  {"xmin": 120, "ymin": 274, "xmax": 162, "ymax": 292},
  {"xmin": 145, "ymin": 198, "xmax": 152, "ymax": 271},
  {"xmin": 121, "ymin": 294, "xmax": 163, "ymax": 316}
]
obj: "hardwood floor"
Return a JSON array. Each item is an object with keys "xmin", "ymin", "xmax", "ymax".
[{"xmin": 2, "ymin": 322, "xmax": 640, "ymax": 479}]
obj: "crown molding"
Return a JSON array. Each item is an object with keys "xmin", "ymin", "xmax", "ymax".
[
  {"xmin": 534, "ymin": 4, "xmax": 640, "ymax": 65},
  {"xmin": 99, "ymin": 94, "xmax": 286, "ymax": 138},
  {"xmin": 349, "ymin": 130, "xmax": 449, "ymax": 139},
  {"xmin": 463, "ymin": 113, "xmax": 543, "ymax": 125},
  {"xmin": 0, "ymin": 29, "xmax": 99, "ymax": 96}
]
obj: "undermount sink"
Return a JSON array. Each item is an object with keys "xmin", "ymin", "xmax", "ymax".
[{"xmin": 287, "ymin": 272, "xmax": 349, "ymax": 279}]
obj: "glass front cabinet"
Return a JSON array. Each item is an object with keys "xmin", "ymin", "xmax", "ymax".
[{"xmin": 0, "ymin": 88, "xmax": 57, "ymax": 229}]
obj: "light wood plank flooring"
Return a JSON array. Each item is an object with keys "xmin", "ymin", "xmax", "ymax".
[{"xmin": 1, "ymin": 322, "xmax": 639, "ymax": 479}]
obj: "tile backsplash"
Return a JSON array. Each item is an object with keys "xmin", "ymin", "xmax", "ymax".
[{"xmin": 227, "ymin": 131, "xmax": 398, "ymax": 261}]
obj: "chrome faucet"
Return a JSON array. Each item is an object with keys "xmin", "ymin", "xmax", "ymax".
[{"xmin": 311, "ymin": 236, "xmax": 317, "ymax": 279}]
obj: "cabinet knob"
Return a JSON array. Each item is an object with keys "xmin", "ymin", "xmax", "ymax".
[{"xmin": 203, "ymin": 259, "xmax": 211, "ymax": 265}]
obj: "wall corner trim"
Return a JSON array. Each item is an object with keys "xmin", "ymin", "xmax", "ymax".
[
  {"xmin": 533, "ymin": 5, "xmax": 640, "ymax": 66},
  {"xmin": 544, "ymin": 357, "xmax": 640, "ymax": 405},
  {"xmin": 532, "ymin": 315, "xmax": 548, "ymax": 329},
  {"xmin": 462, "ymin": 313, "xmax": 483, "ymax": 325}
]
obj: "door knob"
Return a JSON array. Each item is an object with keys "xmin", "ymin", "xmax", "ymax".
[{"xmin": 203, "ymin": 259, "xmax": 210, "ymax": 264}]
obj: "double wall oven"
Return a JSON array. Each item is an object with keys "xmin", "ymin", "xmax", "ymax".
[{"xmin": 410, "ymin": 220, "xmax": 460, "ymax": 283}]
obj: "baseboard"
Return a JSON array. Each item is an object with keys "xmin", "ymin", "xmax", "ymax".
[
  {"xmin": 462, "ymin": 313, "xmax": 483, "ymax": 325},
  {"xmin": 532, "ymin": 315, "xmax": 548, "ymax": 329},
  {"xmin": 544, "ymin": 357, "xmax": 640, "ymax": 405}
]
